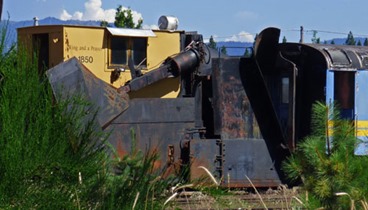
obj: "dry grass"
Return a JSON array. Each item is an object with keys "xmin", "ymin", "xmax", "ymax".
[{"xmin": 164, "ymin": 168, "xmax": 304, "ymax": 209}]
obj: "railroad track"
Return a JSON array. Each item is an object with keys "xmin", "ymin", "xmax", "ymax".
[{"xmin": 166, "ymin": 188, "xmax": 305, "ymax": 210}]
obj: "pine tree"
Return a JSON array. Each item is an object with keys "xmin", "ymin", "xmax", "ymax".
[
  {"xmin": 208, "ymin": 35, "xmax": 217, "ymax": 50},
  {"xmin": 331, "ymin": 40, "xmax": 335, "ymax": 45},
  {"xmin": 244, "ymin": 47, "xmax": 251, "ymax": 57},
  {"xmin": 220, "ymin": 45, "xmax": 227, "ymax": 55},
  {"xmin": 345, "ymin": 31, "xmax": 356, "ymax": 45},
  {"xmin": 114, "ymin": 6, "xmax": 143, "ymax": 29},
  {"xmin": 311, "ymin": 31, "xmax": 320, "ymax": 44},
  {"xmin": 357, "ymin": 39, "xmax": 362, "ymax": 46},
  {"xmin": 282, "ymin": 36, "xmax": 287, "ymax": 43},
  {"xmin": 283, "ymin": 102, "xmax": 368, "ymax": 209},
  {"xmin": 364, "ymin": 38, "xmax": 368, "ymax": 46}
]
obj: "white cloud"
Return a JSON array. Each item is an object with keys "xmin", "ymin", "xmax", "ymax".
[
  {"xmin": 60, "ymin": 10, "xmax": 72, "ymax": 21},
  {"xmin": 60, "ymin": 0, "xmax": 143, "ymax": 24},
  {"xmin": 225, "ymin": 31, "xmax": 254, "ymax": 42}
]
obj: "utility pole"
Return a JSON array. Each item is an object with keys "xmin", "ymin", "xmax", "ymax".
[
  {"xmin": 299, "ymin": 26, "xmax": 304, "ymax": 43},
  {"xmin": 0, "ymin": 0, "xmax": 3, "ymax": 20}
]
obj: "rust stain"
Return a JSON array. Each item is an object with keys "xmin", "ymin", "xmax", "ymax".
[{"xmin": 116, "ymin": 138, "xmax": 127, "ymax": 159}]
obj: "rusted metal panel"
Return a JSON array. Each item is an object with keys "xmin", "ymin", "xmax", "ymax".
[
  {"xmin": 189, "ymin": 138, "xmax": 281, "ymax": 188},
  {"xmin": 46, "ymin": 57, "xmax": 129, "ymax": 129},
  {"xmin": 107, "ymin": 98, "xmax": 196, "ymax": 177},
  {"xmin": 222, "ymin": 139, "xmax": 281, "ymax": 187},
  {"xmin": 189, "ymin": 139, "xmax": 222, "ymax": 184},
  {"xmin": 111, "ymin": 98, "xmax": 195, "ymax": 123},
  {"xmin": 211, "ymin": 57, "xmax": 261, "ymax": 139}
]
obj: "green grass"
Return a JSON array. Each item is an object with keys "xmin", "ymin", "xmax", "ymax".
[{"xmin": 0, "ymin": 41, "xmax": 109, "ymax": 208}]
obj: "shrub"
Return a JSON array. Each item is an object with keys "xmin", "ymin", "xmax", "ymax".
[{"xmin": 283, "ymin": 101, "xmax": 368, "ymax": 209}]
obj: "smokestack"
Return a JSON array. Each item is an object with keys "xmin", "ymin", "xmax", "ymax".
[{"xmin": 33, "ymin": 17, "xmax": 39, "ymax": 26}]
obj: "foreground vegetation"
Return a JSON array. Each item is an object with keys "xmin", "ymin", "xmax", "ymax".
[
  {"xmin": 283, "ymin": 102, "xmax": 368, "ymax": 209},
  {"xmin": 0, "ymin": 26, "xmax": 173, "ymax": 209}
]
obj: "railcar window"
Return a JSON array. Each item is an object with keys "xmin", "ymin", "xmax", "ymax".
[
  {"xmin": 281, "ymin": 77, "xmax": 289, "ymax": 103},
  {"xmin": 109, "ymin": 36, "xmax": 147, "ymax": 68},
  {"xmin": 132, "ymin": 38, "xmax": 147, "ymax": 67},
  {"xmin": 111, "ymin": 36, "xmax": 128, "ymax": 65}
]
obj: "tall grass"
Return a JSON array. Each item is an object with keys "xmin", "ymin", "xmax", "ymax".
[
  {"xmin": 103, "ymin": 129, "xmax": 177, "ymax": 209},
  {"xmin": 0, "ymin": 39, "xmax": 109, "ymax": 208},
  {"xmin": 0, "ymin": 23, "xmax": 177, "ymax": 208}
]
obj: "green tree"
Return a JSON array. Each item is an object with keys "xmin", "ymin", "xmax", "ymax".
[
  {"xmin": 282, "ymin": 36, "xmax": 287, "ymax": 43},
  {"xmin": 100, "ymin": 20, "xmax": 110, "ymax": 27},
  {"xmin": 364, "ymin": 38, "xmax": 368, "ymax": 46},
  {"xmin": 357, "ymin": 39, "xmax": 362, "ymax": 46},
  {"xmin": 330, "ymin": 40, "xmax": 335, "ymax": 45},
  {"xmin": 244, "ymin": 47, "xmax": 251, "ymax": 57},
  {"xmin": 114, "ymin": 6, "xmax": 143, "ymax": 29},
  {"xmin": 311, "ymin": 30, "xmax": 320, "ymax": 44},
  {"xmin": 220, "ymin": 46, "xmax": 227, "ymax": 55},
  {"xmin": 208, "ymin": 35, "xmax": 217, "ymax": 50},
  {"xmin": 345, "ymin": 31, "xmax": 356, "ymax": 45},
  {"xmin": 283, "ymin": 102, "xmax": 368, "ymax": 209}
]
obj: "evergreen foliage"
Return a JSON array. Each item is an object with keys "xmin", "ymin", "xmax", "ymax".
[
  {"xmin": 345, "ymin": 31, "xmax": 356, "ymax": 45},
  {"xmin": 244, "ymin": 47, "xmax": 251, "ymax": 57},
  {"xmin": 220, "ymin": 45, "xmax": 227, "ymax": 55},
  {"xmin": 282, "ymin": 36, "xmax": 287, "ymax": 43},
  {"xmin": 283, "ymin": 102, "xmax": 368, "ymax": 209},
  {"xmin": 364, "ymin": 38, "xmax": 368, "ymax": 46},
  {"xmin": 311, "ymin": 30, "xmax": 320, "ymax": 44},
  {"xmin": 357, "ymin": 39, "xmax": 362, "ymax": 46},
  {"xmin": 208, "ymin": 35, "xmax": 217, "ymax": 50}
]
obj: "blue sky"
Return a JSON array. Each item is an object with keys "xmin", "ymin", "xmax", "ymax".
[{"xmin": 4, "ymin": 0, "xmax": 368, "ymax": 43}]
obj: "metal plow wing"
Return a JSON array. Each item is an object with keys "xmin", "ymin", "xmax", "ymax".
[{"xmin": 46, "ymin": 57, "xmax": 129, "ymax": 129}]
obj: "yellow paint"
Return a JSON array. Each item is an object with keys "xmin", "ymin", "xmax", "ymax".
[
  {"xmin": 327, "ymin": 120, "xmax": 368, "ymax": 137},
  {"xmin": 356, "ymin": 120, "xmax": 368, "ymax": 129},
  {"xmin": 17, "ymin": 25, "xmax": 183, "ymax": 98}
]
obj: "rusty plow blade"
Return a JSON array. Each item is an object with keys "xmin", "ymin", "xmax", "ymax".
[{"xmin": 46, "ymin": 57, "xmax": 129, "ymax": 129}]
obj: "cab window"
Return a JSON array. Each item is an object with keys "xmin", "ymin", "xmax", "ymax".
[{"xmin": 109, "ymin": 36, "xmax": 147, "ymax": 68}]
